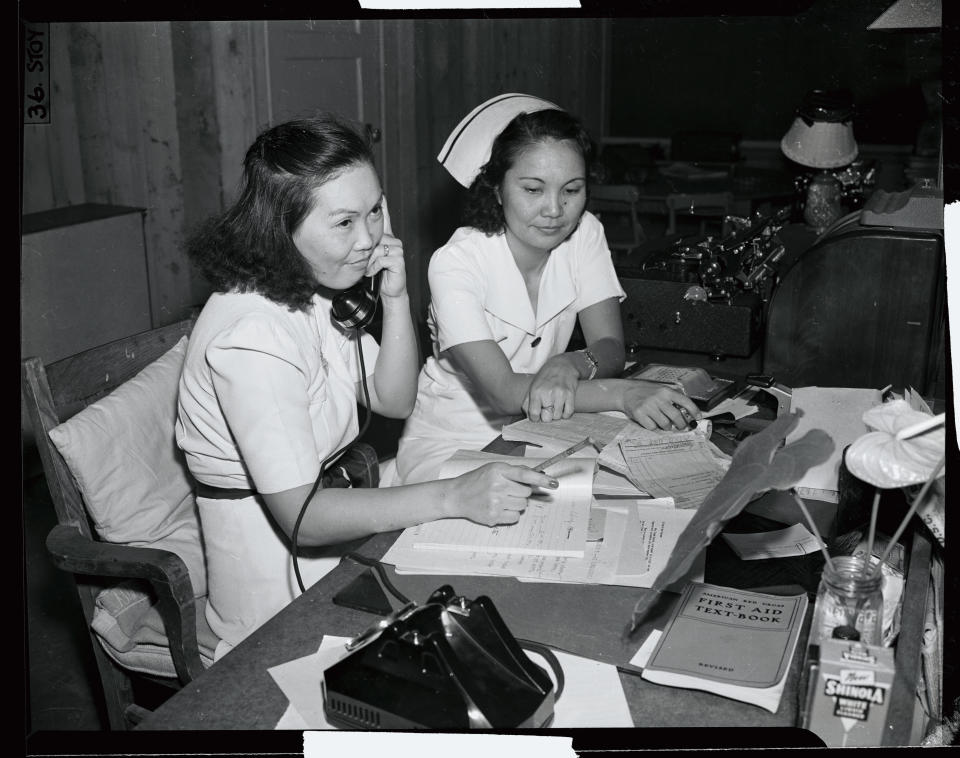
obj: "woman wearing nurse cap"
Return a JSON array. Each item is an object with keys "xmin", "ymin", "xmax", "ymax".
[{"xmin": 391, "ymin": 93, "xmax": 700, "ymax": 485}]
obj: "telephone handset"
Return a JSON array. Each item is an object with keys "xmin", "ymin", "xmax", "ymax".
[
  {"xmin": 332, "ymin": 270, "xmax": 382, "ymax": 329},
  {"xmin": 331, "ymin": 205, "xmax": 391, "ymax": 330}
]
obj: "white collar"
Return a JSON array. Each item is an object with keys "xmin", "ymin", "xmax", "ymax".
[{"xmin": 482, "ymin": 233, "xmax": 577, "ymax": 335}]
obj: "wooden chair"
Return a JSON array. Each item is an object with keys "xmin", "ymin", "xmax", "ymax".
[
  {"xmin": 22, "ymin": 317, "xmax": 208, "ymax": 729},
  {"xmin": 24, "ymin": 315, "xmax": 383, "ymax": 728},
  {"xmin": 665, "ymin": 191, "xmax": 735, "ymax": 237},
  {"xmin": 589, "ymin": 184, "xmax": 646, "ymax": 253}
]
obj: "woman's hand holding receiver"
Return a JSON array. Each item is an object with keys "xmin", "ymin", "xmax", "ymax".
[
  {"xmin": 443, "ymin": 462, "xmax": 559, "ymax": 526},
  {"xmin": 621, "ymin": 380, "xmax": 702, "ymax": 431},
  {"xmin": 367, "ymin": 233, "xmax": 407, "ymax": 300},
  {"xmin": 522, "ymin": 354, "xmax": 581, "ymax": 422}
]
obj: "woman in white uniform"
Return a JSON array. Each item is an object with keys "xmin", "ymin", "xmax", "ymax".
[
  {"xmin": 176, "ymin": 115, "xmax": 558, "ymax": 655},
  {"xmin": 394, "ymin": 95, "xmax": 701, "ymax": 485}
]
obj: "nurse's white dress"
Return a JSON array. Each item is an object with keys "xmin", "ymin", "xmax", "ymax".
[
  {"xmin": 176, "ymin": 290, "xmax": 379, "ymax": 657},
  {"xmin": 394, "ymin": 211, "xmax": 625, "ymax": 485}
]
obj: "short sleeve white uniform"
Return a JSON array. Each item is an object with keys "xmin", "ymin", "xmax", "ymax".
[
  {"xmin": 394, "ymin": 211, "xmax": 625, "ymax": 484},
  {"xmin": 176, "ymin": 290, "xmax": 379, "ymax": 654}
]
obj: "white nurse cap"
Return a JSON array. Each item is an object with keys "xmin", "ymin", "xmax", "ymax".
[{"xmin": 437, "ymin": 93, "xmax": 562, "ymax": 188}]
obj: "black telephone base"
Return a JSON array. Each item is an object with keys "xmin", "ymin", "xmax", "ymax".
[{"xmin": 322, "ymin": 585, "xmax": 556, "ymax": 729}]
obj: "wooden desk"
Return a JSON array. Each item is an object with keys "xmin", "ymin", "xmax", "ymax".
[
  {"xmin": 135, "ymin": 532, "xmax": 814, "ymax": 737},
  {"xmin": 135, "ymin": 431, "xmax": 935, "ymax": 745}
]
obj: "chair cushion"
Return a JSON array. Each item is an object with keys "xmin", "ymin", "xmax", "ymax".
[
  {"xmin": 92, "ymin": 580, "xmax": 218, "ymax": 678},
  {"xmin": 48, "ymin": 336, "xmax": 207, "ymax": 598}
]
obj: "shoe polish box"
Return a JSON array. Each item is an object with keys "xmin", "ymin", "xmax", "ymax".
[{"xmin": 800, "ymin": 637, "xmax": 896, "ymax": 747}]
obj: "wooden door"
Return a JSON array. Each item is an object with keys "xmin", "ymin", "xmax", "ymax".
[{"xmin": 265, "ymin": 20, "xmax": 384, "ymax": 171}]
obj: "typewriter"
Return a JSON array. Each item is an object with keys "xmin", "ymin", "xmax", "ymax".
[{"xmin": 620, "ymin": 205, "xmax": 792, "ymax": 358}]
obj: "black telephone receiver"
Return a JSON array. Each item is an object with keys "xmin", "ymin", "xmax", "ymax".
[{"xmin": 331, "ymin": 270, "xmax": 382, "ymax": 330}]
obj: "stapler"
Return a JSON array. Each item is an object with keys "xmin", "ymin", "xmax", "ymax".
[
  {"xmin": 322, "ymin": 585, "xmax": 561, "ymax": 729},
  {"xmin": 746, "ymin": 374, "xmax": 792, "ymax": 417}
]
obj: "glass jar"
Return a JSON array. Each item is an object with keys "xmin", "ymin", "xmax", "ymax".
[
  {"xmin": 803, "ymin": 170, "xmax": 844, "ymax": 233},
  {"xmin": 810, "ymin": 555, "xmax": 884, "ymax": 646}
]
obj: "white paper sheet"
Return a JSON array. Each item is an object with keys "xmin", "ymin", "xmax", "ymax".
[
  {"xmin": 787, "ymin": 387, "xmax": 881, "ymax": 502},
  {"xmin": 408, "ymin": 451, "xmax": 594, "ymax": 557},
  {"xmin": 270, "ymin": 635, "xmax": 350, "ymax": 729},
  {"xmin": 593, "ymin": 466, "xmax": 651, "ymax": 497},
  {"xmin": 721, "ymin": 523, "xmax": 821, "ymax": 560},
  {"xmin": 615, "ymin": 503, "xmax": 696, "ymax": 577}
]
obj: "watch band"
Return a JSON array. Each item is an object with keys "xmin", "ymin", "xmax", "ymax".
[{"xmin": 577, "ymin": 348, "xmax": 599, "ymax": 380}]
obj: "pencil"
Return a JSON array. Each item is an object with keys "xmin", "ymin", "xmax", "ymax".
[{"xmin": 531, "ymin": 437, "xmax": 596, "ymax": 473}]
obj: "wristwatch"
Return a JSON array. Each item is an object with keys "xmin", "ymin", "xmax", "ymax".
[{"xmin": 577, "ymin": 348, "xmax": 600, "ymax": 380}]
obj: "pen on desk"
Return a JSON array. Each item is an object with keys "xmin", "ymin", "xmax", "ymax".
[{"xmin": 531, "ymin": 437, "xmax": 597, "ymax": 473}]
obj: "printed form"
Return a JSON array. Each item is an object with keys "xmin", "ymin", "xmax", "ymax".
[{"xmin": 620, "ymin": 435, "xmax": 728, "ymax": 510}]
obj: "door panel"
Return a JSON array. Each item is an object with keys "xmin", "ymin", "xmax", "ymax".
[{"xmin": 266, "ymin": 20, "xmax": 383, "ymax": 169}]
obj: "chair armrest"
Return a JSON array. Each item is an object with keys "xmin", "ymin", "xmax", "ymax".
[{"xmin": 46, "ymin": 524, "xmax": 206, "ymax": 683}]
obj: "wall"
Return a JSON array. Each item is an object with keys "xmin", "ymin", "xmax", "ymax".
[
  {"xmin": 21, "ymin": 18, "xmax": 607, "ymax": 331},
  {"xmin": 21, "ymin": 21, "xmax": 266, "ymax": 328},
  {"xmin": 607, "ymin": 0, "xmax": 941, "ymax": 147},
  {"xmin": 22, "ymin": 10, "xmax": 938, "ymax": 329}
]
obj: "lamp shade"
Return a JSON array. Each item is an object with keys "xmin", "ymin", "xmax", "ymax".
[
  {"xmin": 780, "ymin": 89, "xmax": 858, "ymax": 169},
  {"xmin": 867, "ymin": 0, "xmax": 941, "ymax": 30}
]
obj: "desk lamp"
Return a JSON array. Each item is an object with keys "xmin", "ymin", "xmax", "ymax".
[{"xmin": 780, "ymin": 89, "xmax": 858, "ymax": 234}]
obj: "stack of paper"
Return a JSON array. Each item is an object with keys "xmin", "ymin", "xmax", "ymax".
[
  {"xmin": 597, "ymin": 420, "xmax": 724, "ymax": 480},
  {"xmin": 500, "ymin": 413, "xmax": 729, "ymax": 508},
  {"xmin": 501, "ymin": 412, "xmax": 631, "ymax": 454},
  {"xmin": 381, "ymin": 449, "xmax": 702, "ymax": 589}
]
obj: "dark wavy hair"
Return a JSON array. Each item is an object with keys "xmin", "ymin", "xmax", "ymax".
[
  {"xmin": 187, "ymin": 114, "xmax": 376, "ymax": 311},
  {"xmin": 462, "ymin": 108, "xmax": 595, "ymax": 235}
]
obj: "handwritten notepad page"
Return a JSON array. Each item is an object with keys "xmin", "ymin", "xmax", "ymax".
[
  {"xmin": 408, "ymin": 450, "xmax": 594, "ymax": 557},
  {"xmin": 620, "ymin": 435, "xmax": 727, "ymax": 510},
  {"xmin": 383, "ymin": 510, "xmax": 616, "ymax": 583}
]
